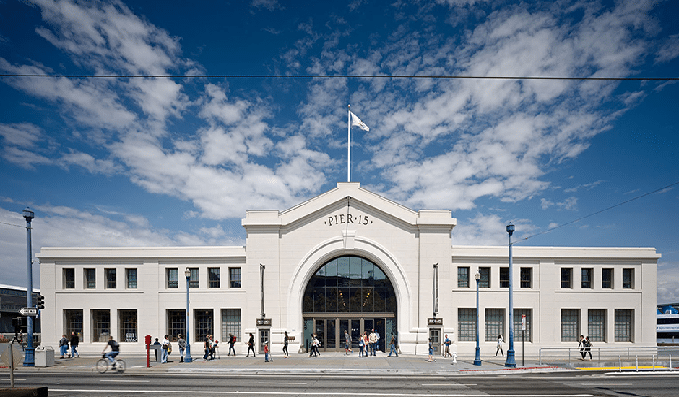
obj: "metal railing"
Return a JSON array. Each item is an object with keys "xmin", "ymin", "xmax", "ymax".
[{"xmin": 538, "ymin": 346, "xmax": 679, "ymax": 369}]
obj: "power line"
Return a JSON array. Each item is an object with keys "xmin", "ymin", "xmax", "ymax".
[
  {"xmin": 517, "ymin": 182, "xmax": 679, "ymax": 244},
  {"xmin": 1, "ymin": 221, "xmax": 24, "ymax": 228},
  {"xmin": 0, "ymin": 73, "xmax": 677, "ymax": 81}
]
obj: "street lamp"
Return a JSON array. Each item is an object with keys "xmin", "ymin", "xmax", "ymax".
[
  {"xmin": 473, "ymin": 271, "xmax": 482, "ymax": 366},
  {"xmin": 184, "ymin": 267, "xmax": 193, "ymax": 363},
  {"xmin": 22, "ymin": 208, "xmax": 35, "ymax": 367},
  {"xmin": 505, "ymin": 224, "xmax": 516, "ymax": 368}
]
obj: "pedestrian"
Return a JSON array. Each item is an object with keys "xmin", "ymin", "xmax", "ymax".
[
  {"xmin": 375, "ymin": 331, "xmax": 380, "ymax": 354},
  {"xmin": 578, "ymin": 335, "xmax": 586, "ymax": 360},
  {"xmin": 344, "ymin": 330, "xmax": 352, "ymax": 355},
  {"xmin": 177, "ymin": 334, "xmax": 186, "ymax": 362},
  {"xmin": 247, "ymin": 333, "xmax": 256, "ymax": 357},
  {"xmin": 584, "ymin": 336, "xmax": 593, "ymax": 360},
  {"xmin": 358, "ymin": 333, "xmax": 364, "ymax": 357},
  {"xmin": 427, "ymin": 337, "xmax": 435, "ymax": 362},
  {"xmin": 203, "ymin": 334, "xmax": 211, "ymax": 360},
  {"xmin": 153, "ymin": 338, "xmax": 161, "ymax": 361},
  {"xmin": 495, "ymin": 334, "xmax": 504, "ymax": 357},
  {"xmin": 161, "ymin": 334, "xmax": 170, "ymax": 363},
  {"xmin": 309, "ymin": 334, "xmax": 320, "ymax": 357},
  {"xmin": 283, "ymin": 331, "xmax": 289, "ymax": 358},
  {"xmin": 264, "ymin": 342, "xmax": 272, "ymax": 362},
  {"xmin": 228, "ymin": 334, "xmax": 236, "ymax": 356},
  {"xmin": 369, "ymin": 329, "xmax": 378, "ymax": 356},
  {"xmin": 443, "ymin": 334, "xmax": 452, "ymax": 358},
  {"xmin": 362, "ymin": 332, "xmax": 369, "ymax": 357},
  {"xmin": 69, "ymin": 331, "xmax": 79, "ymax": 358},
  {"xmin": 59, "ymin": 334, "xmax": 69, "ymax": 358},
  {"xmin": 388, "ymin": 334, "xmax": 398, "ymax": 357}
]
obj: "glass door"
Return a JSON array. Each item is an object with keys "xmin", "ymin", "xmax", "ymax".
[
  {"xmin": 325, "ymin": 319, "xmax": 337, "ymax": 350},
  {"xmin": 429, "ymin": 328, "xmax": 441, "ymax": 355}
]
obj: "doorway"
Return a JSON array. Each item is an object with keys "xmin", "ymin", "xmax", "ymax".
[{"xmin": 429, "ymin": 328, "xmax": 441, "ymax": 356}]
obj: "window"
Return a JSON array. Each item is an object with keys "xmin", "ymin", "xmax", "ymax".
[
  {"xmin": 615, "ymin": 309, "xmax": 633, "ymax": 342},
  {"xmin": 126, "ymin": 268, "xmax": 137, "ymax": 289},
  {"xmin": 561, "ymin": 268, "xmax": 573, "ymax": 288},
  {"xmin": 588, "ymin": 309, "xmax": 606, "ymax": 342},
  {"xmin": 64, "ymin": 309, "xmax": 83, "ymax": 339},
  {"xmin": 485, "ymin": 308, "xmax": 505, "ymax": 341},
  {"xmin": 581, "ymin": 268, "xmax": 593, "ymax": 288},
  {"xmin": 194, "ymin": 309, "xmax": 214, "ymax": 342},
  {"xmin": 513, "ymin": 309, "xmax": 532, "ymax": 342},
  {"xmin": 221, "ymin": 309, "xmax": 241, "ymax": 342},
  {"xmin": 520, "ymin": 267, "xmax": 532, "ymax": 288},
  {"xmin": 479, "ymin": 267, "xmax": 490, "ymax": 288},
  {"xmin": 457, "ymin": 267, "xmax": 470, "ymax": 288},
  {"xmin": 602, "ymin": 268, "xmax": 613, "ymax": 289},
  {"xmin": 105, "ymin": 268, "xmax": 116, "ymax": 289},
  {"xmin": 499, "ymin": 267, "xmax": 509, "ymax": 288},
  {"xmin": 167, "ymin": 268, "xmax": 178, "ymax": 289},
  {"xmin": 188, "ymin": 267, "xmax": 199, "ymax": 288},
  {"xmin": 92, "ymin": 309, "xmax": 111, "ymax": 342},
  {"xmin": 623, "ymin": 268, "xmax": 634, "ymax": 289},
  {"xmin": 85, "ymin": 268, "xmax": 96, "ymax": 289},
  {"xmin": 63, "ymin": 268, "xmax": 75, "ymax": 289},
  {"xmin": 209, "ymin": 267, "xmax": 221, "ymax": 289},
  {"xmin": 457, "ymin": 308, "xmax": 477, "ymax": 341},
  {"xmin": 561, "ymin": 309, "xmax": 580, "ymax": 342},
  {"xmin": 167, "ymin": 309, "xmax": 185, "ymax": 342},
  {"xmin": 119, "ymin": 309, "xmax": 137, "ymax": 342},
  {"xmin": 229, "ymin": 267, "xmax": 241, "ymax": 288}
]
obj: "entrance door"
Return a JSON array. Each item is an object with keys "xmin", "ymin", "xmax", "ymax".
[
  {"xmin": 429, "ymin": 328, "xmax": 441, "ymax": 356},
  {"xmin": 259, "ymin": 329, "xmax": 270, "ymax": 354}
]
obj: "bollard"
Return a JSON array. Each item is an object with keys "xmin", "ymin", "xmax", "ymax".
[
  {"xmin": 618, "ymin": 355, "xmax": 621, "ymax": 372},
  {"xmin": 653, "ymin": 354, "xmax": 655, "ymax": 371},
  {"xmin": 635, "ymin": 355, "xmax": 638, "ymax": 372}
]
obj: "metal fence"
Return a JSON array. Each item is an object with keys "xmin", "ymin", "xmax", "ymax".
[{"xmin": 538, "ymin": 346, "xmax": 679, "ymax": 368}]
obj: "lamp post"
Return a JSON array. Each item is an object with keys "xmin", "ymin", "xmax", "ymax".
[
  {"xmin": 473, "ymin": 271, "xmax": 482, "ymax": 366},
  {"xmin": 184, "ymin": 267, "xmax": 193, "ymax": 363},
  {"xmin": 22, "ymin": 208, "xmax": 35, "ymax": 367},
  {"xmin": 505, "ymin": 224, "xmax": 516, "ymax": 368}
]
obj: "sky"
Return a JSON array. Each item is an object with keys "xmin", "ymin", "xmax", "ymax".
[{"xmin": 0, "ymin": 0, "xmax": 677, "ymax": 303}]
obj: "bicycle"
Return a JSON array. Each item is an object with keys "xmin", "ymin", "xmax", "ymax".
[{"xmin": 96, "ymin": 354, "xmax": 126, "ymax": 374}]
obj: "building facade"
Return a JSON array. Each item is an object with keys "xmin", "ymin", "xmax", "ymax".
[{"xmin": 37, "ymin": 182, "xmax": 659, "ymax": 355}]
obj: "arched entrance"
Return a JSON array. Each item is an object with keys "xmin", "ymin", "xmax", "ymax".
[{"xmin": 302, "ymin": 255, "xmax": 397, "ymax": 352}]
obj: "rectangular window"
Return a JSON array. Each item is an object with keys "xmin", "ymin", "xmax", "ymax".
[
  {"xmin": 561, "ymin": 309, "xmax": 580, "ymax": 342},
  {"xmin": 499, "ymin": 267, "xmax": 509, "ymax": 288},
  {"xmin": 221, "ymin": 309, "xmax": 241, "ymax": 342},
  {"xmin": 64, "ymin": 309, "xmax": 83, "ymax": 339},
  {"xmin": 91, "ymin": 309, "xmax": 111, "ymax": 343},
  {"xmin": 119, "ymin": 309, "xmax": 138, "ymax": 342},
  {"xmin": 457, "ymin": 308, "xmax": 477, "ymax": 341},
  {"xmin": 561, "ymin": 268, "xmax": 573, "ymax": 288},
  {"xmin": 167, "ymin": 268, "xmax": 178, "ymax": 289},
  {"xmin": 615, "ymin": 309, "xmax": 633, "ymax": 342},
  {"xmin": 588, "ymin": 309, "xmax": 606, "ymax": 342},
  {"xmin": 209, "ymin": 267, "xmax": 221, "ymax": 289},
  {"xmin": 85, "ymin": 268, "xmax": 96, "ymax": 289},
  {"xmin": 485, "ymin": 308, "xmax": 505, "ymax": 341},
  {"xmin": 105, "ymin": 268, "xmax": 116, "ymax": 289},
  {"xmin": 623, "ymin": 268, "xmax": 634, "ymax": 289},
  {"xmin": 126, "ymin": 268, "xmax": 137, "ymax": 289},
  {"xmin": 602, "ymin": 268, "xmax": 613, "ymax": 289},
  {"xmin": 194, "ymin": 309, "xmax": 214, "ymax": 343},
  {"xmin": 520, "ymin": 267, "xmax": 532, "ymax": 288},
  {"xmin": 457, "ymin": 267, "xmax": 470, "ymax": 288},
  {"xmin": 167, "ymin": 309, "xmax": 185, "ymax": 342},
  {"xmin": 63, "ymin": 268, "xmax": 75, "ymax": 289},
  {"xmin": 513, "ymin": 309, "xmax": 532, "ymax": 342},
  {"xmin": 479, "ymin": 267, "xmax": 490, "ymax": 288},
  {"xmin": 581, "ymin": 268, "xmax": 593, "ymax": 288},
  {"xmin": 229, "ymin": 267, "xmax": 241, "ymax": 288},
  {"xmin": 188, "ymin": 267, "xmax": 199, "ymax": 288}
]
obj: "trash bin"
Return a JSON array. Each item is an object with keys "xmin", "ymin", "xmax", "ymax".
[{"xmin": 35, "ymin": 346, "xmax": 55, "ymax": 367}]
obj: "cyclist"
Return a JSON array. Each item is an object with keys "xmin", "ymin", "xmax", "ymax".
[{"xmin": 102, "ymin": 335, "xmax": 120, "ymax": 368}]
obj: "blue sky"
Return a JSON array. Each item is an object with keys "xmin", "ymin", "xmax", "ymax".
[{"xmin": 0, "ymin": 0, "xmax": 677, "ymax": 303}]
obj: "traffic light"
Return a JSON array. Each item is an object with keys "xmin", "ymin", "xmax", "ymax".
[{"xmin": 36, "ymin": 295, "xmax": 45, "ymax": 309}]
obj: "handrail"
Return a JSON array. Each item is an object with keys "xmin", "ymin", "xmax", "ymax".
[{"xmin": 538, "ymin": 346, "xmax": 678, "ymax": 366}]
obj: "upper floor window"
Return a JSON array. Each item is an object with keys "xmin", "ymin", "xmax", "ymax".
[
  {"xmin": 623, "ymin": 268, "xmax": 634, "ymax": 289},
  {"xmin": 167, "ymin": 268, "xmax": 178, "ymax": 289},
  {"xmin": 63, "ymin": 268, "xmax": 75, "ymax": 289},
  {"xmin": 561, "ymin": 268, "xmax": 573, "ymax": 288},
  {"xmin": 520, "ymin": 267, "xmax": 532, "ymax": 288},
  {"xmin": 105, "ymin": 268, "xmax": 116, "ymax": 289},
  {"xmin": 602, "ymin": 268, "xmax": 613, "ymax": 289},
  {"xmin": 126, "ymin": 268, "xmax": 137, "ymax": 289},
  {"xmin": 209, "ymin": 267, "xmax": 220, "ymax": 289},
  {"xmin": 84, "ymin": 268, "xmax": 95, "ymax": 289},
  {"xmin": 188, "ymin": 268, "xmax": 199, "ymax": 288},
  {"xmin": 457, "ymin": 267, "xmax": 469, "ymax": 288},
  {"xmin": 499, "ymin": 267, "xmax": 509, "ymax": 288},
  {"xmin": 229, "ymin": 267, "xmax": 241, "ymax": 288},
  {"xmin": 581, "ymin": 268, "xmax": 593, "ymax": 289},
  {"xmin": 478, "ymin": 267, "xmax": 490, "ymax": 288}
]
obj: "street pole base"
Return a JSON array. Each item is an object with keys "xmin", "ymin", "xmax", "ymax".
[
  {"xmin": 23, "ymin": 348, "xmax": 35, "ymax": 367},
  {"xmin": 473, "ymin": 359, "xmax": 482, "ymax": 366},
  {"xmin": 504, "ymin": 349, "xmax": 516, "ymax": 368}
]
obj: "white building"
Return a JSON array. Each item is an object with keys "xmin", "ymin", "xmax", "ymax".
[{"xmin": 37, "ymin": 182, "xmax": 659, "ymax": 355}]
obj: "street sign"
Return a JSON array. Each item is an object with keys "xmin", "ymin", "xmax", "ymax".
[
  {"xmin": 19, "ymin": 307, "xmax": 38, "ymax": 317},
  {"xmin": 521, "ymin": 314, "xmax": 526, "ymax": 331}
]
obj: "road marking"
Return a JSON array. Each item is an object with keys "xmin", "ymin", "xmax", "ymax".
[
  {"xmin": 283, "ymin": 382, "xmax": 308, "ymax": 385},
  {"xmin": 579, "ymin": 383, "xmax": 632, "ymax": 386},
  {"xmin": 421, "ymin": 383, "xmax": 476, "ymax": 386},
  {"xmin": 49, "ymin": 389, "xmax": 593, "ymax": 396},
  {"xmin": 100, "ymin": 379, "xmax": 151, "ymax": 383}
]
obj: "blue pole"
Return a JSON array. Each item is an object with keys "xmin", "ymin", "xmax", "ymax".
[
  {"xmin": 184, "ymin": 270, "xmax": 193, "ymax": 363},
  {"xmin": 505, "ymin": 224, "xmax": 516, "ymax": 367},
  {"xmin": 23, "ymin": 208, "xmax": 35, "ymax": 367},
  {"xmin": 473, "ymin": 273, "xmax": 482, "ymax": 366}
]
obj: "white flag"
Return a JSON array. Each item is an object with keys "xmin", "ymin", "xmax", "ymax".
[{"xmin": 350, "ymin": 111, "xmax": 370, "ymax": 131}]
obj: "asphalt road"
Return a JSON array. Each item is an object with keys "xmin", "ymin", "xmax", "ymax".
[{"xmin": 1, "ymin": 371, "xmax": 678, "ymax": 396}]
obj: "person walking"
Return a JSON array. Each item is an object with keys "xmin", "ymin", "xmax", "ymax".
[
  {"xmin": 362, "ymin": 332, "xmax": 369, "ymax": 357},
  {"xmin": 228, "ymin": 334, "xmax": 236, "ymax": 356},
  {"xmin": 584, "ymin": 336, "xmax": 593, "ymax": 360},
  {"xmin": 264, "ymin": 342, "xmax": 272, "ymax": 362},
  {"xmin": 153, "ymin": 338, "xmax": 161, "ymax": 361},
  {"xmin": 69, "ymin": 332, "xmax": 79, "ymax": 358},
  {"xmin": 344, "ymin": 330, "xmax": 352, "ymax": 355},
  {"xmin": 495, "ymin": 334, "xmax": 504, "ymax": 357},
  {"xmin": 161, "ymin": 335, "xmax": 170, "ymax": 363},
  {"xmin": 283, "ymin": 331, "xmax": 289, "ymax": 358},
  {"xmin": 59, "ymin": 334, "xmax": 69, "ymax": 358},
  {"xmin": 177, "ymin": 334, "xmax": 186, "ymax": 362},
  {"xmin": 443, "ymin": 334, "xmax": 452, "ymax": 358},
  {"xmin": 247, "ymin": 333, "xmax": 256, "ymax": 357},
  {"xmin": 427, "ymin": 337, "xmax": 435, "ymax": 362},
  {"xmin": 578, "ymin": 335, "xmax": 586, "ymax": 360},
  {"xmin": 358, "ymin": 333, "xmax": 364, "ymax": 357},
  {"xmin": 369, "ymin": 329, "xmax": 378, "ymax": 356},
  {"xmin": 388, "ymin": 335, "xmax": 398, "ymax": 357}
]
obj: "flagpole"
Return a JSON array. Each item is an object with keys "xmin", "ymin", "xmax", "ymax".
[{"xmin": 347, "ymin": 104, "xmax": 351, "ymax": 182}]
